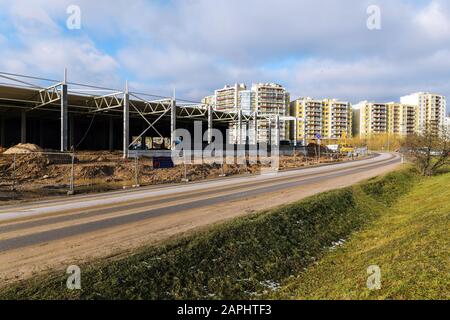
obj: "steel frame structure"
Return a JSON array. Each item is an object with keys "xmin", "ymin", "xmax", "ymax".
[{"xmin": 0, "ymin": 70, "xmax": 300, "ymax": 157}]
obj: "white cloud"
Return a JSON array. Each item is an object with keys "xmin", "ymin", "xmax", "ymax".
[
  {"xmin": 415, "ymin": 1, "xmax": 450, "ymax": 40},
  {"xmin": 0, "ymin": 0, "xmax": 448, "ymax": 110}
]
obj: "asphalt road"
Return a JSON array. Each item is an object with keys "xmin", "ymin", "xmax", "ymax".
[{"xmin": 0, "ymin": 153, "xmax": 400, "ymax": 253}]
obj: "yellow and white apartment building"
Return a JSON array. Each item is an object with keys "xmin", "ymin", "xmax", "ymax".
[{"xmin": 290, "ymin": 98, "xmax": 352, "ymax": 144}]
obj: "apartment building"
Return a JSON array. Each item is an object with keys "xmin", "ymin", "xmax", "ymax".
[
  {"xmin": 290, "ymin": 97, "xmax": 323, "ymax": 142},
  {"xmin": 205, "ymin": 83, "xmax": 289, "ymax": 144},
  {"xmin": 322, "ymin": 99, "xmax": 352, "ymax": 140},
  {"xmin": 201, "ymin": 95, "xmax": 215, "ymax": 106},
  {"xmin": 446, "ymin": 116, "xmax": 450, "ymax": 136},
  {"xmin": 386, "ymin": 103, "xmax": 419, "ymax": 136},
  {"xmin": 353, "ymin": 101, "xmax": 388, "ymax": 137},
  {"xmin": 400, "ymin": 92, "xmax": 447, "ymax": 136},
  {"xmin": 290, "ymin": 98, "xmax": 352, "ymax": 143},
  {"xmin": 214, "ymin": 83, "xmax": 247, "ymax": 112},
  {"xmin": 252, "ymin": 83, "xmax": 290, "ymax": 143}
]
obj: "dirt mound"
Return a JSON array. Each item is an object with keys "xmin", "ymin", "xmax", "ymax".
[
  {"xmin": 77, "ymin": 165, "xmax": 115, "ymax": 179},
  {"xmin": 4, "ymin": 144, "xmax": 43, "ymax": 154}
]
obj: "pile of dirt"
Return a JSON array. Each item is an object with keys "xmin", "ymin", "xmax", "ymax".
[
  {"xmin": 77, "ymin": 165, "xmax": 115, "ymax": 179},
  {"xmin": 12, "ymin": 153, "xmax": 49, "ymax": 180},
  {"xmin": 4, "ymin": 144, "xmax": 43, "ymax": 154}
]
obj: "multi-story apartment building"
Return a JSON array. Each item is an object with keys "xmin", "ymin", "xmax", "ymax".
[
  {"xmin": 290, "ymin": 97, "xmax": 323, "ymax": 142},
  {"xmin": 252, "ymin": 83, "xmax": 290, "ymax": 144},
  {"xmin": 214, "ymin": 83, "xmax": 246, "ymax": 112},
  {"xmin": 290, "ymin": 98, "xmax": 352, "ymax": 143},
  {"xmin": 239, "ymin": 90, "xmax": 255, "ymax": 115},
  {"xmin": 400, "ymin": 92, "xmax": 447, "ymax": 136},
  {"xmin": 386, "ymin": 103, "xmax": 419, "ymax": 136},
  {"xmin": 446, "ymin": 116, "xmax": 450, "ymax": 136},
  {"xmin": 322, "ymin": 99, "xmax": 352, "ymax": 140},
  {"xmin": 205, "ymin": 83, "xmax": 289, "ymax": 144},
  {"xmin": 201, "ymin": 95, "xmax": 215, "ymax": 106},
  {"xmin": 353, "ymin": 101, "xmax": 388, "ymax": 137}
]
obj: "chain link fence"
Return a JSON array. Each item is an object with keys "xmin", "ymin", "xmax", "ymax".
[{"xmin": 0, "ymin": 147, "xmax": 366, "ymax": 203}]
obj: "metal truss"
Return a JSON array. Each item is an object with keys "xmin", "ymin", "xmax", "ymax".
[
  {"xmin": 92, "ymin": 92, "xmax": 124, "ymax": 112},
  {"xmin": 33, "ymin": 83, "xmax": 63, "ymax": 110},
  {"xmin": 178, "ymin": 105, "xmax": 207, "ymax": 119},
  {"xmin": 128, "ymin": 93, "xmax": 174, "ymax": 147}
]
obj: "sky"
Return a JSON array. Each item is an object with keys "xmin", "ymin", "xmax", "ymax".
[{"xmin": 0, "ymin": 0, "xmax": 449, "ymax": 111}]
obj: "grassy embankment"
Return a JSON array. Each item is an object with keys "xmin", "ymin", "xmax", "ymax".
[
  {"xmin": 1, "ymin": 167, "xmax": 447, "ymax": 299},
  {"xmin": 273, "ymin": 168, "xmax": 449, "ymax": 299}
]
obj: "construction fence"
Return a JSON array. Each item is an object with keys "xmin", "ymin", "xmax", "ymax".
[{"xmin": 0, "ymin": 147, "xmax": 361, "ymax": 202}]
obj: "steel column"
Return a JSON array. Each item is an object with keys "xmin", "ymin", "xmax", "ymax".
[
  {"xmin": 69, "ymin": 115, "xmax": 74, "ymax": 149},
  {"xmin": 253, "ymin": 113, "xmax": 258, "ymax": 145},
  {"xmin": 275, "ymin": 115, "xmax": 280, "ymax": 146},
  {"xmin": 109, "ymin": 117, "xmax": 114, "ymax": 151},
  {"xmin": 170, "ymin": 90, "xmax": 177, "ymax": 150},
  {"xmin": 123, "ymin": 81, "xmax": 130, "ymax": 158},
  {"xmin": 0, "ymin": 116, "xmax": 5, "ymax": 147},
  {"xmin": 21, "ymin": 110, "xmax": 26, "ymax": 144},
  {"xmin": 237, "ymin": 110, "xmax": 242, "ymax": 144},
  {"xmin": 207, "ymin": 104, "xmax": 213, "ymax": 144},
  {"xmin": 294, "ymin": 117, "xmax": 298, "ymax": 147}
]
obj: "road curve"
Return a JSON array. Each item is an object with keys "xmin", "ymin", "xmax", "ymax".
[{"xmin": 0, "ymin": 153, "xmax": 401, "ymax": 283}]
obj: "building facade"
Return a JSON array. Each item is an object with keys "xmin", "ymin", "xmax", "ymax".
[
  {"xmin": 322, "ymin": 99, "xmax": 352, "ymax": 140},
  {"xmin": 386, "ymin": 103, "xmax": 419, "ymax": 136},
  {"xmin": 205, "ymin": 83, "xmax": 290, "ymax": 144},
  {"xmin": 353, "ymin": 101, "xmax": 388, "ymax": 137},
  {"xmin": 252, "ymin": 83, "xmax": 290, "ymax": 144},
  {"xmin": 400, "ymin": 92, "xmax": 447, "ymax": 136},
  {"xmin": 290, "ymin": 98, "xmax": 352, "ymax": 144},
  {"xmin": 214, "ymin": 83, "xmax": 247, "ymax": 112},
  {"xmin": 291, "ymin": 97, "xmax": 322, "ymax": 142}
]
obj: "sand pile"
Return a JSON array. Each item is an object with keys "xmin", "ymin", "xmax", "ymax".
[{"xmin": 4, "ymin": 143, "xmax": 43, "ymax": 154}]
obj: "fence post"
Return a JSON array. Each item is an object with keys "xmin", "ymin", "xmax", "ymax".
[
  {"xmin": 134, "ymin": 155, "xmax": 140, "ymax": 187},
  {"xmin": 182, "ymin": 151, "xmax": 189, "ymax": 183},
  {"xmin": 68, "ymin": 150, "xmax": 75, "ymax": 195},
  {"xmin": 12, "ymin": 153, "xmax": 16, "ymax": 192}
]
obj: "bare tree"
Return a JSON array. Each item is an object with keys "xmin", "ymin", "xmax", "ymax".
[{"xmin": 402, "ymin": 127, "xmax": 450, "ymax": 176}]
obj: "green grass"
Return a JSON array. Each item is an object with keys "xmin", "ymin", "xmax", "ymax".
[
  {"xmin": 1, "ymin": 168, "xmax": 439, "ymax": 300},
  {"xmin": 272, "ymin": 171, "xmax": 450, "ymax": 300}
]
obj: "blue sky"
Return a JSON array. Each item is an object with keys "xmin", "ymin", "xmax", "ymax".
[{"xmin": 0, "ymin": 0, "xmax": 449, "ymax": 111}]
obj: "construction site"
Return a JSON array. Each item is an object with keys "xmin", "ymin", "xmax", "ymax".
[{"xmin": 0, "ymin": 71, "xmax": 360, "ymax": 203}]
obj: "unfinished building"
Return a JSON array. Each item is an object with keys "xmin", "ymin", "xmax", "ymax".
[{"xmin": 0, "ymin": 71, "xmax": 289, "ymax": 157}]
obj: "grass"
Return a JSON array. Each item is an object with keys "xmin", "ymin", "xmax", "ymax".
[
  {"xmin": 1, "ymin": 168, "xmax": 443, "ymax": 300},
  {"xmin": 272, "ymin": 170, "xmax": 450, "ymax": 300}
]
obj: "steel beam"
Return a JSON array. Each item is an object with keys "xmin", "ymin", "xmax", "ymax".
[
  {"xmin": 294, "ymin": 117, "xmax": 298, "ymax": 147},
  {"xmin": 170, "ymin": 92, "xmax": 177, "ymax": 150},
  {"xmin": 60, "ymin": 82, "xmax": 68, "ymax": 151},
  {"xmin": 253, "ymin": 112, "xmax": 258, "ymax": 145},
  {"xmin": 69, "ymin": 115, "xmax": 74, "ymax": 149},
  {"xmin": 0, "ymin": 116, "xmax": 5, "ymax": 147},
  {"xmin": 109, "ymin": 117, "xmax": 114, "ymax": 151},
  {"xmin": 207, "ymin": 104, "xmax": 213, "ymax": 144},
  {"xmin": 123, "ymin": 82, "xmax": 130, "ymax": 158},
  {"xmin": 237, "ymin": 110, "xmax": 242, "ymax": 144},
  {"xmin": 39, "ymin": 119, "xmax": 44, "ymax": 147},
  {"xmin": 21, "ymin": 110, "xmax": 26, "ymax": 144},
  {"xmin": 275, "ymin": 115, "xmax": 280, "ymax": 146}
]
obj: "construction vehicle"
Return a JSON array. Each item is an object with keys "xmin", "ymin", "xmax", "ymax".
[{"xmin": 338, "ymin": 132, "xmax": 355, "ymax": 154}]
